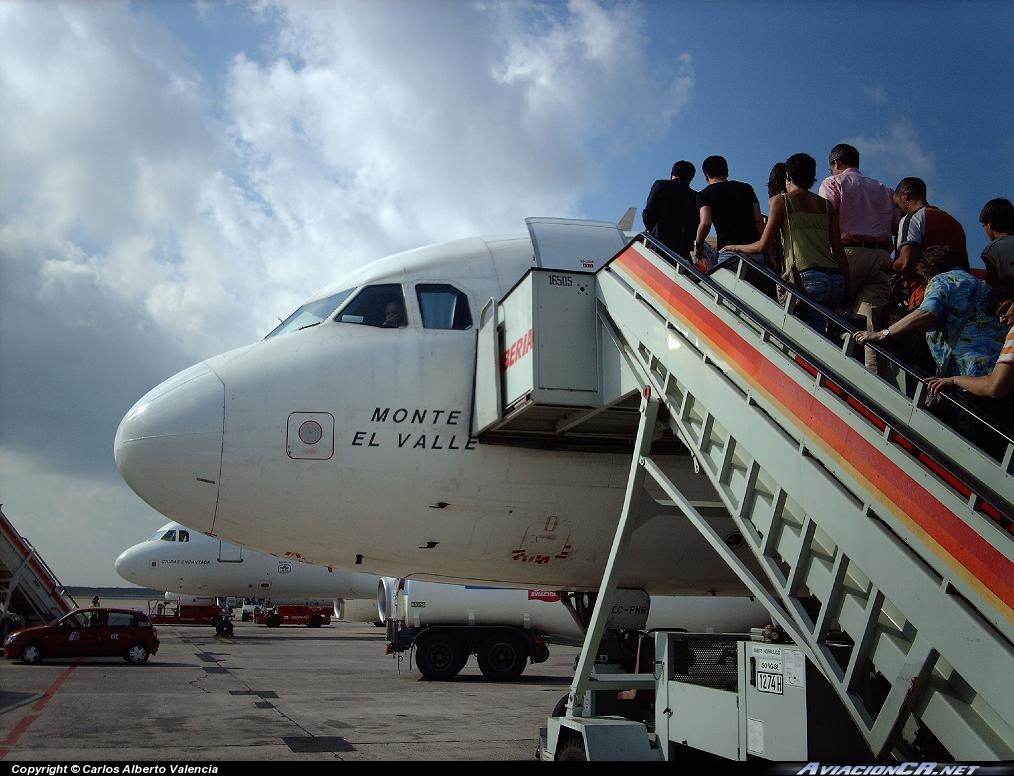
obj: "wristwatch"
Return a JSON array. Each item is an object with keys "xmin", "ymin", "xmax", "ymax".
[{"xmin": 880, "ymin": 329, "xmax": 891, "ymax": 338}]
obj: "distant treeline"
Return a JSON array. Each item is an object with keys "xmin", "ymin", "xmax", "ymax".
[{"xmin": 64, "ymin": 586, "xmax": 161, "ymax": 599}]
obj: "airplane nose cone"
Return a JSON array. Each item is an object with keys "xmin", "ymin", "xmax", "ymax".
[
  {"xmin": 115, "ymin": 362, "xmax": 224, "ymax": 532},
  {"xmin": 114, "ymin": 546, "xmax": 145, "ymax": 586}
]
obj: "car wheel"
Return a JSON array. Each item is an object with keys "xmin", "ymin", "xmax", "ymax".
[
  {"xmin": 414, "ymin": 632, "xmax": 465, "ymax": 681},
  {"xmin": 125, "ymin": 643, "xmax": 150, "ymax": 664},
  {"xmin": 477, "ymin": 635, "xmax": 527, "ymax": 681},
  {"xmin": 20, "ymin": 642, "xmax": 45, "ymax": 665}
]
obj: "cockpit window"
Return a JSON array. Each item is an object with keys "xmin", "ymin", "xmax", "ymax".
[
  {"xmin": 416, "ymin": 284, "xmax": 472, "ymax": 330},
  {"xmin": 334, "ymin": 284, "xmax": 407, "ymax": 328},
  {"xmin": 266, "ymin": 289, "xmax": 354, "ymax": 338},
  {"xmin": 160, "ymin": 530, "xmax": 176, "ymax": 542},
  {"xmin": 178, "ymin": 530, "xmax": 190, "ymax": 542}
]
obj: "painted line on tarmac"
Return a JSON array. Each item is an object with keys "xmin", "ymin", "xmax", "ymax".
[{"xmin": 0, "ymin": 664, "xmax": 77, "ymax": 759}]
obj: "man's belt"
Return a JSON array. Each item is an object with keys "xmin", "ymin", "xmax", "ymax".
[{"xmin": 842, "ymin": 239, "xmax": 891, "ymax": 250}]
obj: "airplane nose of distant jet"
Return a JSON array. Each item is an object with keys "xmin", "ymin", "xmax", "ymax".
[
  {"xmin": 114, "ymin": 545, "xmax": 147, "ymax": 586},
  {"xmin": 114, "ymin": 362, "xmax": 224, "ymax": 533}
]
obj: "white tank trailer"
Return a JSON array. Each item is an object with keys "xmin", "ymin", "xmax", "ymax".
[{"xmin": 379, "ymin": 577, "xmax": 768, "ymax": 681}]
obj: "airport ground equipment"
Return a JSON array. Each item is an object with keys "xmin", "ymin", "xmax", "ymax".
[
  {"xmin": 380, "ymin": 578, "xmax": 559, "ymax": 680},
  {"xmin": 475, "ymin": 233, "xmax": 1013, "ymax": 760},
  {"xmin": 544, "ymin": 631, "xmax": 872, "ymax": 761},
  {"xmin": 147, "ymin": 600, "xmax": 228, "ymax": 627},
  {"xmin": 0, "ymin": 506, "xmax": 76, "ymax": 631},
  {"xmin": 380, "ymin": 577, "xmax": 767, "ymax": 681},
  {"xmin": 255, "ymin": 604, "xmax": 331, "ymax": 628}
]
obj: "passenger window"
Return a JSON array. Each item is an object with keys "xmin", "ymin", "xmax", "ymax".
[
  {"xmin": 335, "ymin": 284, "xmax": 407, "ymax": 328},
  {"xmin": 160, "ymin": 530, "xmax": 177, "ymax": 542},
  {"xmin": 178, "ymin": 530, "xmax": 190, "ymax": 542},
  {"xmin": 416, "ymin": 284, "xmax": 472, "ymax": 329},
  {"xmin": 107, "ymin": 612, "xmax": 136, "ymax": 628}
]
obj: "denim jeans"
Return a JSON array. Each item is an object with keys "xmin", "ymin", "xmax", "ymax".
[{"xmin": 797, "ymin": 268, "xmax": 845, "ymax": 334}]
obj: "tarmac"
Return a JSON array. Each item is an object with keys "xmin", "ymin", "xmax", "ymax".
[{"xmin": 0, "ymin": 600, "xmax": 580, "ymax": 762}]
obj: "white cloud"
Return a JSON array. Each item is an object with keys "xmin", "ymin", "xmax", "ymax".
[
  {"xmin": 865, "ymin": 85, "xmax": 888, "ymax": 105},
  {"xmin": 846, "ymin": 119, "xmax": 936, "ymax": 183}
]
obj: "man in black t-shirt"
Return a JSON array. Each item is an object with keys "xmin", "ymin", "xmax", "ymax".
[
  {"xmin": 693, "ymin": 155, "xmax": 766, "ymax": 267},
  {"xmin": 642, "ymin": 160, "xmax": 700, "ymax": 258}
]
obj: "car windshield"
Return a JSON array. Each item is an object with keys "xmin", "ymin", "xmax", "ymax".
[{"xmin": 266, "ymin": 289, "xmax": 354, "ymax": 338}]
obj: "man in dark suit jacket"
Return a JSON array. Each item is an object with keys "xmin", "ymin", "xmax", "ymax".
[{"xmin": 642, "ymin": 160, "xmax": 700, "ymax": 258}]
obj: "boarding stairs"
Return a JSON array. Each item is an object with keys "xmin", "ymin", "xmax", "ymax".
[
  {"xmin": 0, "ymin": 506, "xmax": 77, "ymax": 628},
  {"xmin": 473, "ymin": 230, "xmax": 1013, "ymax": 760}
]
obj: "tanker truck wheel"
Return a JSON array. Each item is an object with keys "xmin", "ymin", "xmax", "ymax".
[
  {"xmin": 215, "ymin": 620, "xmax": 234, "ymax": 637},
  {"xmin": 477, "ymin": 635, "xmax": 527, "ymax": 681},
  {"xmin": 414, "ymin": 632, "xmax": 465, "ymax": 681}
]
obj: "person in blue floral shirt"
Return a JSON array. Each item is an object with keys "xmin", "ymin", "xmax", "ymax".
[{"xmin": 856, "ymin": 246, "xmax": 1004, "ymax": 377}]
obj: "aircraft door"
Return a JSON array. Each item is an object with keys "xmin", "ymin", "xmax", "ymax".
[{"xmin": 218, "ymin": 541, "xmax": 242, "ymax": 563}]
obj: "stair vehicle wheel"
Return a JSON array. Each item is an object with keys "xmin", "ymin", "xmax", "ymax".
[
  {"xmin": 20, "ymin": 642, "xmax": 45, "ymax": 665},
  {"xmin": 414, "ymin": 632, "xmax": 465, "ymax": 681},
  {"xmin": 476, "ymin": 635, "xmax": 527, "ymax": 681},
  {"xmin": 551, "ymin": 693, "xmax": 570, "ymax": 718},
  {"xmin": 556, "ymin": 737, "xmax": 587, "ymax": 761}
]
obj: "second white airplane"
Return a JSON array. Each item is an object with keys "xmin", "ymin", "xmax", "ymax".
[{"xmin": 115, "ymin": 521, "xmax": 379, "ymax": 603}]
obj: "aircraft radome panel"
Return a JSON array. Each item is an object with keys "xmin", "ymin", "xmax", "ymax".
[{"xmin": 287, "ymin": 412, "xmax": 335, "ymax": 460}]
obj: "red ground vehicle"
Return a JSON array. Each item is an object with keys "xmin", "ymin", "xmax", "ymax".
[
  {"xmin": 254, "ymin": 605, "xmax": 331, "ymax": 628},
  {"xmin": 147, "ymin": 601, "xmax": 225, "ymax": 626},
  {"xmin": 3, "ymin": 608, "xmax": 160, "ymax": 665},
  {"xmin": 147, "ymin": 601, "xmax": 235, "ymax": 636}
]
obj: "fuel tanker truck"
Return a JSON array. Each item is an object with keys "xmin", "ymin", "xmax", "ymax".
[{"xmin": 379, "ymin": 577, "xmax": 767, "ymax": 681}]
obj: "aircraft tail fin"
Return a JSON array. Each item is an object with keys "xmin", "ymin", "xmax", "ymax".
[{"xmin": 617, "ymin": 207, "xmax": 636, "ymax": 232}]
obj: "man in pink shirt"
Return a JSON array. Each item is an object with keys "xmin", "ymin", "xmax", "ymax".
[{"xmin": 819, "ymin": 144, "xmax": 898, "ymax": 371}]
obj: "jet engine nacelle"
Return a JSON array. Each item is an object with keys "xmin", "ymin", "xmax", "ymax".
[{"xmin": 334, "ymin": 597, "xmax": 382, "ymax": 624}]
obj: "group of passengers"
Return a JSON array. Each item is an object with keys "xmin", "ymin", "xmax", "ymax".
[{"xmin": 642, "ymin": 146, "xmax": 1013, "ymax": 441}]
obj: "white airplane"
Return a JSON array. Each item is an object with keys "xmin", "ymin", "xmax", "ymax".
[
  {"xmin": 114, "ymin": 217, "xmax": 756, "ymax": 596},
  {"xmin": 115, "ymin": 521, "xmax": 378, "ymax": 606}
]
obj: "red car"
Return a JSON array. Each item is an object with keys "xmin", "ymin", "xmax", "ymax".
[{"xmin": 3, "ymin": 608, "xmax": 160, "ymax": 665}]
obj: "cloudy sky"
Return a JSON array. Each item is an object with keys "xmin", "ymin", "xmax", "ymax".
[{"xmin": 1, "ymin": 0, "xmax": 1011, "ymax": 587}]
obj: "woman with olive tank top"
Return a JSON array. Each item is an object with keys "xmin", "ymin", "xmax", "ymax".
[{"xmin": 724, "ymin": 153, "xmax": 851, "ymax": 333}]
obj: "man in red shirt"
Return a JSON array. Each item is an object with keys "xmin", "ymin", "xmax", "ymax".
[
  {"xmin": 888, "ymin": 177, "xmax": 968, "ymax": 375},
  {"xmin": 892, "ymin": 177, "xmax": 968, "ymax": 310}
]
